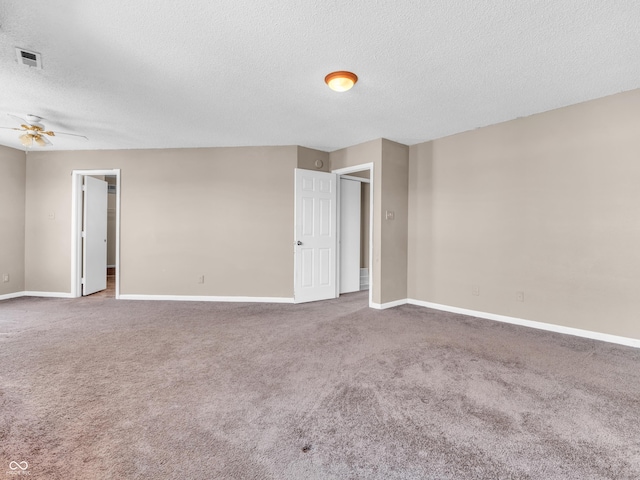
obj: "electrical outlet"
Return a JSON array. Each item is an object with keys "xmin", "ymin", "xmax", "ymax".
[
  {"xmin": 198, "ymin": 275, "xmax": 205, "ymax": 284},
  {"xmin": 2, "ymin": 274, "xmax": 9, "ymax": 283},
  {"xmin": 472, "ymin": 285, "xmax": 479, "ymax": 296},
  {"xmin": 516, "ymin": 291, "xmax": 524, "ymax": 302}
]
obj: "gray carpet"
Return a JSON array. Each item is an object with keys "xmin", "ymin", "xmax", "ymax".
[{"xmin": 1, "ymin": 292, "xmax": 639, "ymax": 479}]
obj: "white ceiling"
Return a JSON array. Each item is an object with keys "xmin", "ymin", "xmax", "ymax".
[{"xmin": 1, "ymin": 1, "xmax": 639, "ymax": 152}]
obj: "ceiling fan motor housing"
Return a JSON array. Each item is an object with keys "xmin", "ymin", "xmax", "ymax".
[{"xmin": 25, "ymin": 114, "xmax": 44, "ymax": 129}]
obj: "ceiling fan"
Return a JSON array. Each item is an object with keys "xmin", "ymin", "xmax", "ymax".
[{"xmin": 0, "ymin": 114, "xmax": 88, "ymax": 147}]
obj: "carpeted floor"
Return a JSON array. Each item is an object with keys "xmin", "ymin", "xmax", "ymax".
[{"xmin": 1, "ymin": 292, "xmax": 639, "ymax": 479}]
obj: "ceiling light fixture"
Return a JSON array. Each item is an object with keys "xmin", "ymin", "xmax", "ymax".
[
  {"xmin": 324, "ymin": 71, "xmax": 358, "ymax": 92},
  {"xmin": 19, "ymin": 133, "xmax": 50, "ymax": 147}
]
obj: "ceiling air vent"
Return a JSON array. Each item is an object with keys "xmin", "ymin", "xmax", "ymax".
[{"xmin": 15, "ymin": 48, "xmax": 43, "ymax": 69}]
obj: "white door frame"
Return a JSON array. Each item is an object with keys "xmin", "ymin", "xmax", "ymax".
[
  {"xmin": 71, "ymin": 169, "xmax": 121, "ymax": 298},
  {"xmin": 332, "ymin": 163, "xmax": 374, "ymax": 308}
]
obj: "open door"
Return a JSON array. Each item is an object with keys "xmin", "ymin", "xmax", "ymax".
[
  {"xmin": 339, "ymin": 178, "xmax": 361, "ymax": 294},
  {"xmin": 82, "ymin": 176, "xmax": 108, "ymax": 295},
  {"xmin": 294, "ymin": 168, "xmax": 338, "ymax": 303}
]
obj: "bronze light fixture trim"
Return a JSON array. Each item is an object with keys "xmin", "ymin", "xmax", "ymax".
[{"xmin": 325, "ymin": 71, "xmax": 358, "ymax": 92}]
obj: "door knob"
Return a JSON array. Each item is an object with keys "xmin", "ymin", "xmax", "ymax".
[{"xmin": 297, "ymin": 241, "xmax": 303, "ymax": 246}]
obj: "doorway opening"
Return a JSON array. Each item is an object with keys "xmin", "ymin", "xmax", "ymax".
[
  {"xmin": 333, "ymin": 163, "xmax": 374, "ymax": 308},
  {"xmin": 71, "ymin": 169, "xmax": 121, "ymax": 298}
]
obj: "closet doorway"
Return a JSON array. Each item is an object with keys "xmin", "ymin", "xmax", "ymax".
[
  {"xmin": 334, "ymin": 163, "xmax": 374, "ymax": 307},
  {"xmin": 70, "ymin": 169, "xmax": 121, "ymax": 298}
]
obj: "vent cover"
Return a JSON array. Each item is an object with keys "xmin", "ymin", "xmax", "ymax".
[{"xmin": 15, "ymin": 48, "xmax": 42, "ymax": 69}]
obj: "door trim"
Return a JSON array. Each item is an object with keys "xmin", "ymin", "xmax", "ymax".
[
  {"xmin": 340, "ymin": 174, "xmax": 371, "ymax": 184},
  {"xmin": 332, "ymin": 163, "xmax": 374, "ymax": 308},
  {"xmin": 71, "ymin": 169, "xmax": 121, "ymax": 298}
]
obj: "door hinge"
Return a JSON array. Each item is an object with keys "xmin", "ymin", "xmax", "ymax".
[
  {"xmin": 81, "ymin": 231, "xmax": 86, "ymax": 238},
  {"xmin": 81, "ymin": 277, "xmax": 85, "ymax": 285}
]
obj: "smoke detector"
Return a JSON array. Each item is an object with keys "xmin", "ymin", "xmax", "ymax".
[{"xmin": 15, "ymin": 48, "xmax": 42, "ymax": 69}]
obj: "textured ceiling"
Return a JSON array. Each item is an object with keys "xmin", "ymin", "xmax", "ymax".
[{"xmin": 0, "ymin": 1, "xmax": 639, "ymax": 152}]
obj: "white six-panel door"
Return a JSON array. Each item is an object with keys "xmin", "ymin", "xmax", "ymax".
[
  {"xmin": 294, "ymin": 168, "xmax": 337, "ymax": 303},
  {"xmin": 82, "ymin": 176, "xmax": 108, "ymax": 296}
]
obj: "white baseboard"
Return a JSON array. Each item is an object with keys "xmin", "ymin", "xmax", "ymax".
[
  {"xmin": 119, "ymin": 294, "xmax": 295, "ymax": 304},
  {"xmin": 0, "ymin": 291, "xmax": 26, "ymax": 301},
  {"xmin": 1, "ymin": 291, "xmax": 76, "ymax": 300},
  {"xmin": 371, "ymin": 298, "xmax": 408, "ymax": 310},
  {"xmin": 407, "ymin": 298, "xmax": 640, "ymax": 349},
  {"xmin": 23, "ymin": 291, "xmax": 74, "ymax": 298},
  {"xmin": 5, "ymin": 289, "xmax": 636, "ymax": 348}
]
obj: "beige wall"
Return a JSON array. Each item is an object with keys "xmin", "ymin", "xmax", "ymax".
[
  {"xmin": 331, "ymin": 139, "xmax": 382, "ymax": 303},
  {"xmin": 0, "ymin": 146, "xmax": 26, "ymax": 295},
  {"xmin": 408, "ymin": 88, "xmax": 640, "ymax": 339},
  {"xmin": 380, "ymin": 139, "xmax": 409, "ymax": 304},
  {"xmin": 25, "ymin": 146, "xmax": 298, "ymax": 297},
  {"xmin": 407, "ymin": 142, "xmax": 432, "ymax": 301},
  {"xmin": 13, "ymin": 86, "xmax": 640, "ymax": 341},
  {"xmin": 330, "ymin": 138, "xmax": 410, "ymax": 305},
  {"xmin": 297, "ymin": 146, "xmax": 330, "ymax": 172}
]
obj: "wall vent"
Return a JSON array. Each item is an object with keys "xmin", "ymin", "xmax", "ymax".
[{"xmin": 15, "ymin": 48, "xmax": 43, "ymax": 69}]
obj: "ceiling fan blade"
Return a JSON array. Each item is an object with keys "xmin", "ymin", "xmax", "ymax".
[
  {"xmin": 8, "ymin": 114, "xmax": 29, "ymax": 125},
  {"xmin": 34, "ymin": 134, "xmax": 52, "ymax": 147},
  {"xmin": 51, "ymin": 131, "xmax": 88, "ymax": 140},
  {"xmin": 0, "ymin": 126, "xmax": 22, "ymax": 131}
]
